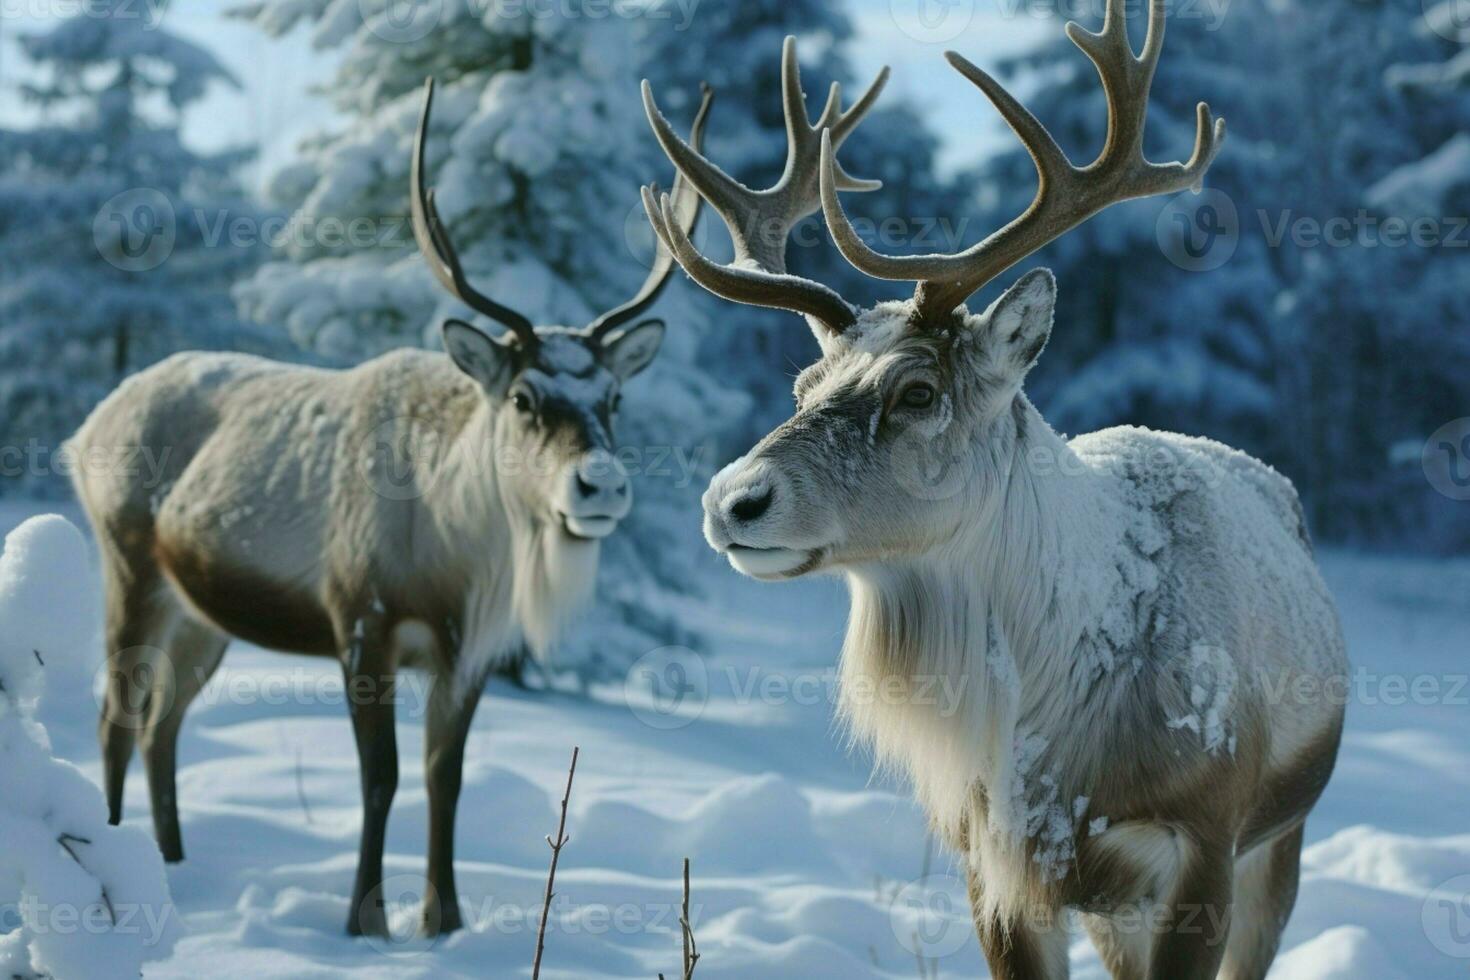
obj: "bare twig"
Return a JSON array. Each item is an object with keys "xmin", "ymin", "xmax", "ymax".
[
  {"xmin": 680, "ymin": 858, "xmax": 699, "ymax": 979},
  {"xmin": 58, "ymin": 833, "xmax": 116, "ymax": 926},
  {"xmin": 658, "ymin": 857, "xmax": 700, "ymax": 980},
  {"xmin": 531, "ymin": 745, "xmax": 579, "ymax": 980}
]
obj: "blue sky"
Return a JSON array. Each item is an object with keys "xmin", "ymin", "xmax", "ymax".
[{"xmin": 0, "ymin": 0, "xmax": 1051, "ymax": 193}]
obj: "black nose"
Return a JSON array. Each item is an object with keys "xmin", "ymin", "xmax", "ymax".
[{"xmin": 729, "ymin": 486, "xmax": 774, "ymax": 523}]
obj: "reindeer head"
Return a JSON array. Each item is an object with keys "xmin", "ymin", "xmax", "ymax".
[
  {"xmin": 413, "ymin": 79, "xmax": 711, "ymax": 541},
  {"xmin": 643, "ymin": 0, "xmax": 1223, "ymax": 579}
]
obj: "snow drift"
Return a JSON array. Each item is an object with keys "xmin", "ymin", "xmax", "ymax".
[{"xmin": 0, "ymin": 515, "xmax": 180, "ymax": 980}]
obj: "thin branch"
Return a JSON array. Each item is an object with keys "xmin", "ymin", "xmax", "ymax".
[
  {"xmin": 531, "ymin": 745, "xmax": 579, "ymax": 980},
  {"xmin": 680, "ymin": 858, "xmax": 700, "ymax": 979},
  {"xmin": 659, "ymin": 858, "xmax": 700, "ymax": 980},
  {"xmin": 58, "ymin": 833, "xmax": 116, "ymax": 926}
]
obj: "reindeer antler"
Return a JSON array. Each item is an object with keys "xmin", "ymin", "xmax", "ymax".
[
  {"xmin": 642, "ymin": 38, "xmax": 890, "ymax": 334},
  {"xmin": 820, "ymin": 0, "xmax": 1225, "ymax": 322},
  {"xmin": 586, "ymin": 83, "xmax": 715, "ymax": 342},
  {"xmin": 412, "ymin": 77, "xmax": 539, "ymax": 351}
]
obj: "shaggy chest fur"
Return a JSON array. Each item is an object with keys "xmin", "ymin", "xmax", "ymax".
[{"xmin": 837, "ymin": 420, "xmax": 1347, "ymax": 922}]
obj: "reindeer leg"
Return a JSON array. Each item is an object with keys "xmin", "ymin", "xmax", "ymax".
[
  {"xmin": 968, "ymin": 872, "xmax": 1070, "ymax": 980},
  {"xmin": 98, "ymin": 563, "xmax": 169, "ymax": 825},
  {"xmin": 140, "ymin": 617, "xmax": 227, "ymax": 862},
  {"xmin": 1219, "ymin": 825, "xmax": 1303, "ymax": 980},
  {"xmin": 342, "ymin": 615, "xmax": 398, "ymax": 938},
  {"xmin": 421, "ymin": 667, "xmax": 483, "ymax": 936},
  {"xmin": 1146, "ymin": 839, "xmax": 1234, "ymax": 980}
]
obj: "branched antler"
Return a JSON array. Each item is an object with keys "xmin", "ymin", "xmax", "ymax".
[
  {"xmin": 819, "ymin": 0, "xmax": 1225, "ymax": 321},
  {"xmin": 586, "ymin": 84, "xmax": 714, "ymax": 342},
  {"xmin": 411, "ymin": 78, "xmax": 539, "ymax": 350},
  {"xmin": 643, "ymin": 38, "xmax": 889, "ymax": 333}
]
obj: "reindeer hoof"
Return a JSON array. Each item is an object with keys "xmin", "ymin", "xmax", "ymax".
[
  {"xmin": 419, "ymin": 894, "xmax": 461, "ymax": 937},
  {"xmin": 346, "ymin": 896, "xmax": 390, "ymax": 938}
]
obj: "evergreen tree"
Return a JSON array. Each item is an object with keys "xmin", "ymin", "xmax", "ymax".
[
  {"xmin": 230, "ymin": 0, "xmax": 751, "ymax": 675},
  {"xmin": 0, "ymin": 0, "xmax": 272, "ymax": 496},
  {"xmin": 967, "ymin": 0, "xmax": 1470, "ymax": 547}
]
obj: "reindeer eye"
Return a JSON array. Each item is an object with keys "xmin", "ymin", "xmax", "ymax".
[
  {"xmin": 511, "ymin": 391, "xmax": 533, "ymax": 414},
  {"xmin": 900, "ymin": 383, "xmax": 936, "ymax": 409}
]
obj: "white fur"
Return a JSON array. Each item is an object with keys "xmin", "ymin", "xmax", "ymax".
[{"xmin": 706, "ymin": 290, "xmax": 1347, "ymax": 936}]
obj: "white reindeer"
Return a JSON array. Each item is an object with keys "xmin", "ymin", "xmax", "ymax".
[
  {"xmin": 70, "ymin": 79, "xmax": 712, "ymax": 937},
  {"xmin": 643, "ymin": 7, "xmax": 1347, "ymax": 978}
]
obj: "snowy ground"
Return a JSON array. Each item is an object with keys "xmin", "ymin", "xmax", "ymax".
[{"xmin": 3, "ymin": 500, "xmax": 1469, "ymax": 979}]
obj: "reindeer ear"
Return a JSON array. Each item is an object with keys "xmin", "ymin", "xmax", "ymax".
[
  {"xmin": 599, "ymin": 317, "xmax": 665, "ymax": 380},
  {"xmin": 980, "ymin": 268, "xmax": 1055, "ymax": 376},
  {"xmin": 443, "ymin": 319, "xmax": 518, "ymax": 395}
]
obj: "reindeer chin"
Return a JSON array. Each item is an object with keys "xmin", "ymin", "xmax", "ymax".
[
  {"xmin": 725, "ymin": 545, "xmax": 821, "ymax": 580},
  {"xmin": 560, "ymin": 513, "xmax": 618, "ymax": 541}
]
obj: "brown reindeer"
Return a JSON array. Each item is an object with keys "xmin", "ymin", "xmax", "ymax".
[
  {"xmin": 70, "ymin": 79, "xmax": 714, "ymax": 937},
  {"xmin": 643, "ymin": 7, "xmax": 1346, "ymax": 978}
]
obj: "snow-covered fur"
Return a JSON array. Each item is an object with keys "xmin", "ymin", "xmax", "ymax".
[
  {"xmin": 703, "ymin": 270, "xmax": 1348, "ymax": 977},
  {"xmin": 68, "ymin": 321, "xmax": 660, "ymax": 937}
]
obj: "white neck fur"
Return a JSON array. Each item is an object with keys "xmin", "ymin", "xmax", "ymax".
[{"xmin": 838, "ymin": 396, "xmax": 1128, "ymax": 913}]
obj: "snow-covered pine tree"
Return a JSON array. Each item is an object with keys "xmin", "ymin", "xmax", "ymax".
[
  {"xmin": 229, "ymin": 0, "xmax": 751, "ymax": 676},
  {"xmin": 0, "ymin": 0, "xmax": 274, "ymax": 497},
  {"xmin": 966, "ymin": 0, "xmax": 1470, "ymax": 547},
  {"xmin": 0, "ymin": 515, "xmax": 180, "ymax": 979}
]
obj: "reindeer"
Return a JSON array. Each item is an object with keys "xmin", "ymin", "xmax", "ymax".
[
  {"xmin": 70, "ymin": 78, "xmax": 711, "ymax": 938},
  {"xmin": 643, "ymin": 7, "xmax": 1346, "ymax": 978}
]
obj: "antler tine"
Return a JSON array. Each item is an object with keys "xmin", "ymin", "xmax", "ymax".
[
  {"xmin": 586, "ymin": 83, "xmax": 714, "ymax": 341},
  {"xmin": 820, "ymin": 0, "xmax": 1225, "ymax": 321},
  {"xmin": 772, "ymin": 37, "xmax": 891, "ymax": 217},
  {"xmin": 818, "ymin": 53, "xmax": 1072, "ymax": 288},
  {"xmin": 411, "ymin": 77, "xmax": 537, "ymax": 348},
  {"xmin": 642, "ymin": 38, "xmax": 887, "ymax": 333},
  {"xmin": 643, "ymin": 188, "xmax": 856, "ymax": 329},
  {"xmin": 1065, "ymin": 0, "xmax": 1161, "ymax": 166}
]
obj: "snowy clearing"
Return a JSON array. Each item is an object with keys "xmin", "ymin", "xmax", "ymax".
[{"xmin": 1, "ymin": 502, "xmax": 1467, "ymax": 979}]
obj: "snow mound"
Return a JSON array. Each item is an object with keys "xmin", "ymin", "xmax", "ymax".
[
  {"xmin": 1270, "ymin": 926, "xmax": 1406, "ymax": 980},
  {"xmin": 0, "ymin": 515, "xmax": 179, "ymax": 980},
  {"xmin": 0, "ymin": 515, "xmax": 93, "ymax": 707}
]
